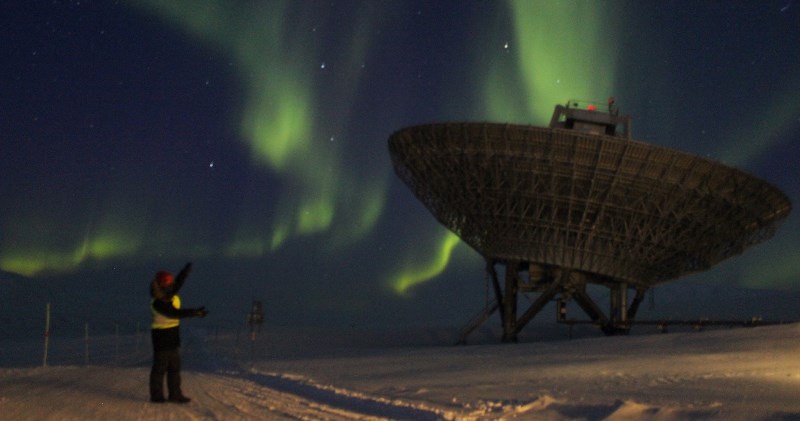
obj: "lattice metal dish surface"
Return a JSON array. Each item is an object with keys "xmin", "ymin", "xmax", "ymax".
[{"xmin": 389, "ymin": 122, "xmax": 792, "ymax": 287}]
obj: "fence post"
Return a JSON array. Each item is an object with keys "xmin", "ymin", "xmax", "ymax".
[
  {"xmin": 84, "ymin": 323, "xmax": 89, "ymax": 366},
  {"xmin": 42, "ymin": 303, "xmax": 50, "ymax": 367},
  {"xmin": 115, "ymin": 323, "xmax": 119, "ymax": 364}
]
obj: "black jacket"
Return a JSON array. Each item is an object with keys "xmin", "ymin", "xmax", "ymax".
[{"xmin": 150, "ymin": 263, "xmax": 204, "ymax": 351}]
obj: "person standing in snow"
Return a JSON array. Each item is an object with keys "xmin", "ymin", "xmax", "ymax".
[{"xmin": 149, "ymin": 262, "xmax": 208, "ymax": 403}]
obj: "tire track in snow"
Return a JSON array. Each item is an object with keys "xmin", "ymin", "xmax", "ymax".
[
  {"xmin": 187, "ymin": 330, "xmax": 444, "ymax": 420},
  {"xmin": 217, "ymin": 369, "xmax": 444, "ymax": 420},
  {"xmin": 193, "ymin": 371, "xmax": 383, "ymax": 420}
]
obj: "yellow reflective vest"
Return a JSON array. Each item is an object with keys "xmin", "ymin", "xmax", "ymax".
[{"xmin": 151, "ymin": 295, "xmax": 181, "ymax": 329}]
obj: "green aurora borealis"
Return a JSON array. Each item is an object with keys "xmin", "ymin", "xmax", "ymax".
[
  {"xmin": 132, "ymin": 1, "xmax": 391, "ymax": 255},
  {"xmin": 124, "ymin": 0, "xmax": 623, "ymax": 295},
  {"xmin": 2, "ymin": 0, "xmax": 799, "ymax": 324}
]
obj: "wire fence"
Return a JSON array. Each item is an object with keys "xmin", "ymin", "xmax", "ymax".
[{"xmin": 0, "ymin": 302, "xmax": 258, "ymax": 368}]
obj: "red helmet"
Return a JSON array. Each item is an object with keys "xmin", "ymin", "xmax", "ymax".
[{"xmin": 155, "ymin": 271, "xmax": 174, "ymax": 288}]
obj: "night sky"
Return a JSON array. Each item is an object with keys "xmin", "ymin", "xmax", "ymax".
[{"xmin": 2, "ymin": 1, "xmax": 799, "ymax": 329}]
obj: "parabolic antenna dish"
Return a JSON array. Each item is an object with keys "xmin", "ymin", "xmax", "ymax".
[
  {"xmin": 389, "ymin": 122, "xmax": 791, "ymax": 288},
  {"xmin": 388, "ymin": 101, "xmax": 791, "ymax": 341}
]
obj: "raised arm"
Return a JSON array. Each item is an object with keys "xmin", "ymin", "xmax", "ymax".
[{"xmin": 172, "ymin": 262, "xmax": 192, "ymax": 294}]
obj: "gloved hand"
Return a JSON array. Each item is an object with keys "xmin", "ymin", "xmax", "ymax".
[{"xmin": 195, "ymin": 306, "xmax": 208, "ymax": 318}]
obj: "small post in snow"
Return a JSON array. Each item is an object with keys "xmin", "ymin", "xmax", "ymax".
[
  {"xmin": 43, "ymin": 302, "xmax": 50, "ymax": 367},
  {"xmin": 84, "ymin": 323, "xmax": 89, "ymax": 366},
  {"xmin": 114, "ymin": 323, "xmax": 119, "ymax": 364},
  {"xmin": 136, "ymin": 322, "xmax": 141, "ymax": 351}
]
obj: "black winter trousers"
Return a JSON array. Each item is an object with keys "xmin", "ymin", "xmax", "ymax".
[{"xmin": 149, "ymin": 348, "xmax": 182, "ymax": 399}]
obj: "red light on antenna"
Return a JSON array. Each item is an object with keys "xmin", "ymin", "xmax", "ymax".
[{"xmin": 587, "ymin": 105, "xmax": 597, "ymax": 111}]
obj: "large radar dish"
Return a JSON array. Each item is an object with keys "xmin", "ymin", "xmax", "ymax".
[{"xmin": 388, "ymin": 103, "xmax": 791, "ymax": 342}]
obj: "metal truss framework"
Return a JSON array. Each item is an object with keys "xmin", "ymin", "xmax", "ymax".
[{"xmin": 389, "ymin": 122, "xmax": 792, "ymax": 342}]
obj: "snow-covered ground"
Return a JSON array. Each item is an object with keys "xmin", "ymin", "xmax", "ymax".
[{"xmin": 2, "ymin": 323, "xmax": 800, "ymax": 420}]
